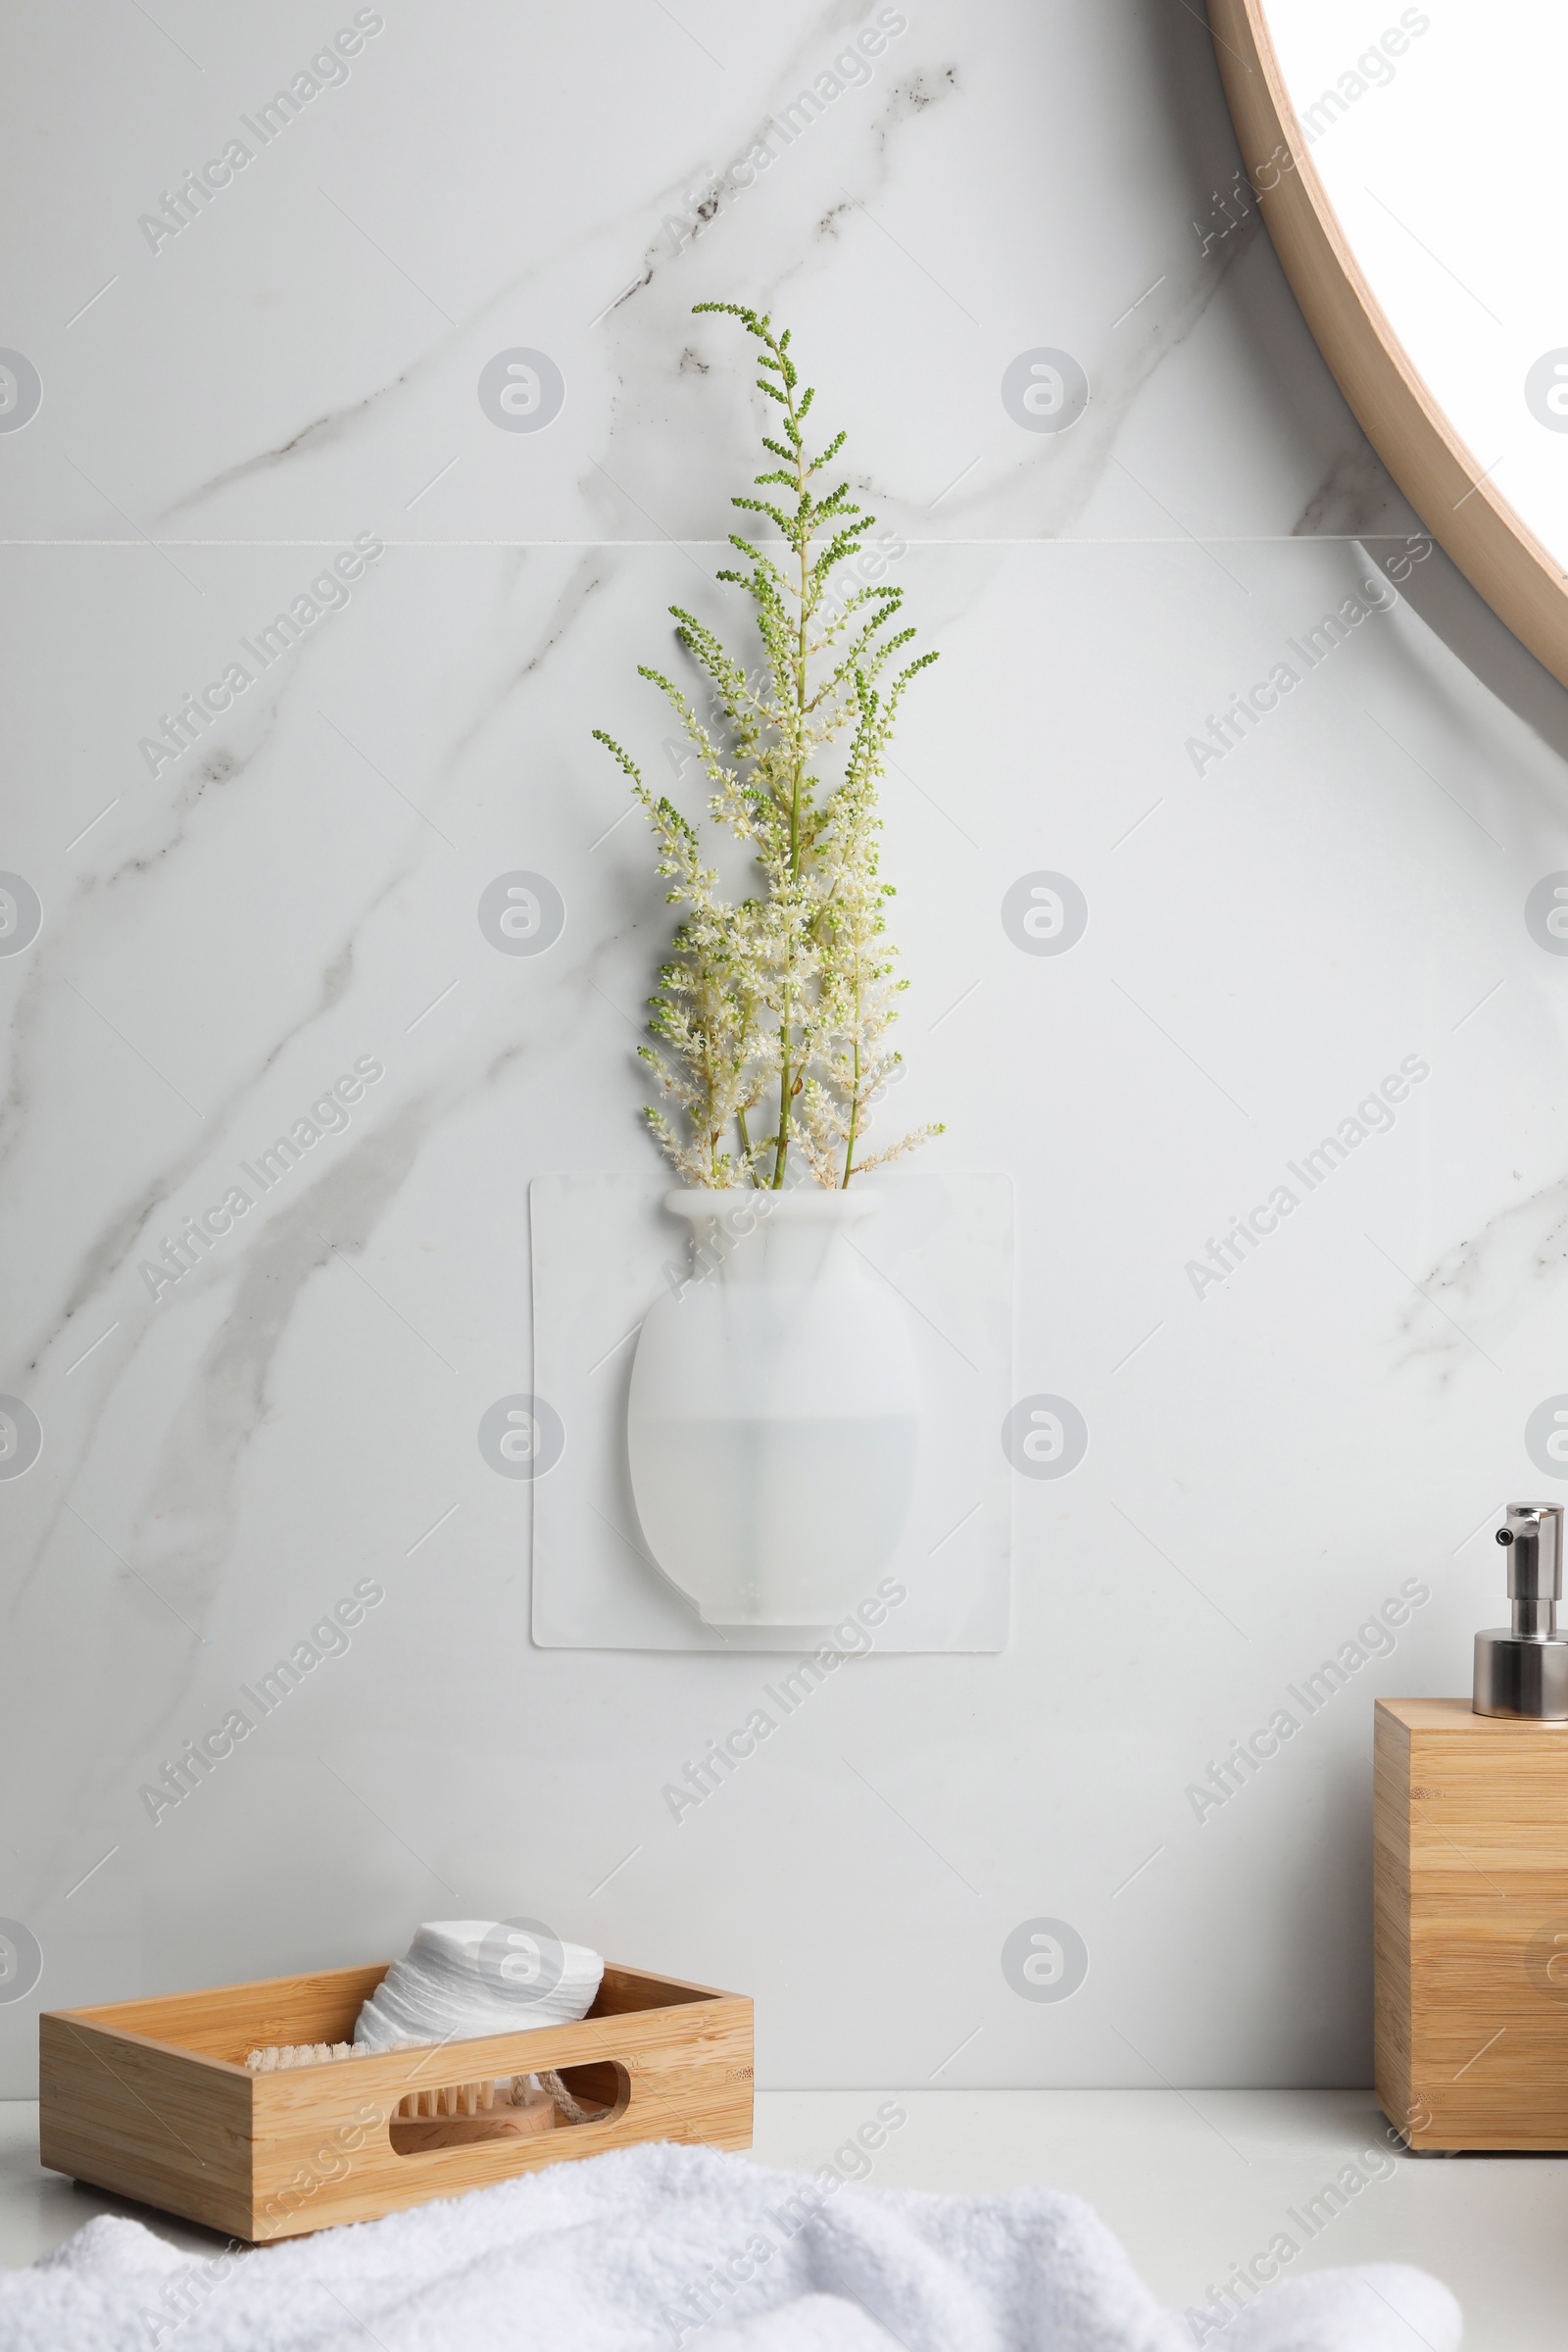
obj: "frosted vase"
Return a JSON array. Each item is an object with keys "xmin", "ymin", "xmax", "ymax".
[{"xmin": 626, "ymin": 1189, "xmax": 921, "ymax": 1626}]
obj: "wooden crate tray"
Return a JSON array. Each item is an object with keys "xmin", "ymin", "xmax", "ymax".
[{"xmin": 39, "ymin": 1958, "xmax": 753, "ymax": 2241}]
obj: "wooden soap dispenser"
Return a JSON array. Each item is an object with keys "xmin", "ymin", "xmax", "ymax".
[{"xmin": 1375, "ymin": 1501, "xmax": 1568, "ymax": 2150}]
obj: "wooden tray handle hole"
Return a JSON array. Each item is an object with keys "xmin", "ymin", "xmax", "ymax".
[{"xmin": 387, "ymin": 2061, "xmax": 630, "ymax": 2156}]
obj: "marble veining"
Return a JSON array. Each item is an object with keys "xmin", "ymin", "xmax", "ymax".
[{"xmin": 2, "ymin": 0, "xmax": 1568, "ymax": 2097}]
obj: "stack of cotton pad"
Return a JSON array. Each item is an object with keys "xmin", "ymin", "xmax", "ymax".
[{"xmin": 353, "ymin": 1919, "xmax": 604, "ymax": 2052}]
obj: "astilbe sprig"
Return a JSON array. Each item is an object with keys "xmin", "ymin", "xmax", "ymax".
[{"xmin": 595, "ymin": 302, "xmax": 944, "ymax": 1189}]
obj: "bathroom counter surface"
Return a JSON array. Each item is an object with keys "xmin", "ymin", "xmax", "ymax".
[{"xmin": 0, "ymin": 2089, "xmax": 1547, "ymax": 2343}]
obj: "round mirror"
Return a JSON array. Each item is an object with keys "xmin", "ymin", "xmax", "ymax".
[{"xmin": 1212, "ymin": 0, "xmax": 1568, "ymax": 686}]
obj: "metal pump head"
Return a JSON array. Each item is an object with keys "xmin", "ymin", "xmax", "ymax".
[
  {"xmin": 1475, "ymin": 1503, "xmax": 1568, "ymax": 1718},
  {"xmin": 1495, "ymin": 1502, "xmax": 1562, "ymax": 1638}
]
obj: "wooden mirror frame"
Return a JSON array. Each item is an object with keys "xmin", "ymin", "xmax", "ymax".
[{"xmin": 1209, "ymin": 0, "xmax": 1568, "ymax": 689}]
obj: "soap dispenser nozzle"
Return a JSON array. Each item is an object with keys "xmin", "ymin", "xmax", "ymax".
[{"xmin": 1474, "ymin": 1503, "xmax": 1568, "ymax": 1718}]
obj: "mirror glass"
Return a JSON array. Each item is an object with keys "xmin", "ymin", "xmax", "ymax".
[{"xmin": 1265, "ymin": 0, "xmax": 1568, "ymax": 570}]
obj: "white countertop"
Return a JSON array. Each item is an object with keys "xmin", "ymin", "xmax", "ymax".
[{"xmin": 1, "ymin": 2088, "xmax": 1557, "ymax": 2347}]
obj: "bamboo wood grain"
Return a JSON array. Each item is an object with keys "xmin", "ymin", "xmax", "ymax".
[
  {"xmin": 1208, "ymin": 0, "xmax": 1568, "ymax": 690},
  {"xmin": 1374, "ymin": 1697, "xmax": 1568, "ymax": 2150},
  {"xmin": 40, "ymin": 1960, "xmax": 754, "ymax": 2240}
]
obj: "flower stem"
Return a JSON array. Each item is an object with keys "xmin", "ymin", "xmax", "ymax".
[
  {"xmin": 841, "ymin": 1037, "xmax": 860, "ymax": 1188},
  {"xmin": 771, "ymin": 326, "xmax": 812, "ymax": 1190}
]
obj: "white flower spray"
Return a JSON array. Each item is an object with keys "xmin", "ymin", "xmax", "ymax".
[{"xmin": 595, "ymin": 302, "xmax": 944, "ymax": 1190}]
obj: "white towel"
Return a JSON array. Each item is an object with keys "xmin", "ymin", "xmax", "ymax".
[
  {"xmin": 1201, "ymin": 2260, "xmax": 1464, "ymax": 2349},
  {"xmin": 3, "ymin": 2140, "xmax": 1461, "ymax": 2352},
  {"xmin": 352, "ymin": 1918, "xmax": 604, "ymax": 2051}
]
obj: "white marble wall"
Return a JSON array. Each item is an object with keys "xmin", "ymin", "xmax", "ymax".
[{"xmin": 3, "ymin": 0, "xmax": 1567, "ymax": 2098}]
